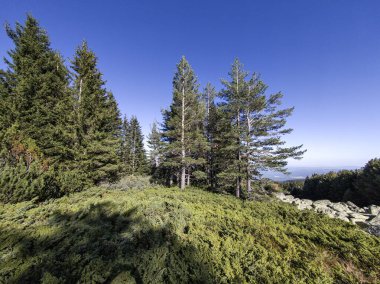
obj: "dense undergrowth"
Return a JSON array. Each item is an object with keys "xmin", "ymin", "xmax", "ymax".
[{"xmin": 0, "ymin": 187, "xmax": 379, "ymax": 283}]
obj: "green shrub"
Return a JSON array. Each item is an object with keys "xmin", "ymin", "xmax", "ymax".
[
  {"xmin": 105, "ymin": 175, "xmax": 156, "ymax": 190},
  {"xmin": 0, "ymin": 162, "xmax": 88, "ymax": 203},
  {"xmin": 0, "ymin": 187, "xmax": 378, "ymax": 283}
]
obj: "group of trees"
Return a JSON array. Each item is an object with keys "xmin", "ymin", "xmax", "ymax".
[
  {"xmin": 291, "ymin": 158, "xmax": 380, "ymax": 206},
  {"xmin": 148, "ymin": 57, "xmax": 305, "ymax": 198},
  {"xmin": 0, "ymin": 15, "xmax": 305, "ymax": 203},
  {"xmin": 0, "ymin": 16, "xmax": 147, "ymax": 203}
]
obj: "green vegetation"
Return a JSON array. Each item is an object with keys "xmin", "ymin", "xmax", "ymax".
[
  {"xmin": 0, "ymin": 187, "xmax": 379, "ymax": 283},
  {"xmin": 291, "ymin": 159, "xmax": 380, "ymax": 206}
]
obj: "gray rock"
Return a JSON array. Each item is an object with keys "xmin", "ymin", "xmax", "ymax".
[
  {"xmin": 369, "ymin": 213, "xmax": 380, "ymax": 225},
  {"xmin": 369, "ymin": 205, "xmax": 380, "ymax": 216},
  {"xmin": 328, "ymin": 202, "xmax": 351, "ymax": 213},
  {"xmin": 313, "ymin": 199, "xmax": 332, "ymax": 206},
  {"xmin": 335, "ymin": 212, "xmax": 350, "ymax": 222},
  {"xmin": 346, "ymin": 201, "xmax": 362, "ymax": 212},
  {"xmin": 297, "ymin": 204, "xmax": 312, "ymax": 210},
  {"xmin": 365, "ymin": 225, "xmax": 380, "ymax": 237},
  {"xmin": 315, "ymin": 206, "xmax": 336, "ymax": 217}
]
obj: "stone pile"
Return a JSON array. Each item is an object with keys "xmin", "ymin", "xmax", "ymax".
[{"xmin": 274, "ymin": 192, "xmax": 380, "ymax": 237}]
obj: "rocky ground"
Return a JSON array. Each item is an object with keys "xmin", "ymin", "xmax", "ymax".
[{"xmin": 275, "ymin": 192, "xmax": 380, "ymax": 237}]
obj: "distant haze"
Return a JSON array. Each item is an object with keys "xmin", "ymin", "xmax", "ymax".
[{"xmin": 263, "ymin": 166, "xmax": 361, "ymax": 182}]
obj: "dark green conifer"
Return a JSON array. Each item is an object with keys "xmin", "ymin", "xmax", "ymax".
[
  {"xmin": 161, "ymin": 57, "xmax": 208, "ymax": 189},
  {"xmin": 4, "ymin": 15, "xmax": 75, "ymax": 165},
  {"xmin": 129, "ymin": 116, "xmax": 148, "ymax": 175},
  {"xmin": 71, "ymin": 42, "xmax": 122, "ymax": 184},
  {"xmin": 218, "ymin": 59, "xmax": 305, "ymax": 197},
  {"xmin": 147, "ymin": 121, "xmax": 161, "ymax": 175}
]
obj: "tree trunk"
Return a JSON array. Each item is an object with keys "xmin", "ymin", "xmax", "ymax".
[
  {"xmin": 246, "ymin": 108, "xmax": 252, "ymax": 197},
  {"xmin": 186, "ymin": 172, "xmax": 190, "ymax": 186},
  {"xmin": 235, "ymin": 71, "xmax": 241, "ymax": 198},
  {"xmin": 181, "ymin": 85, "xmax": 186, "ymax": 190}
]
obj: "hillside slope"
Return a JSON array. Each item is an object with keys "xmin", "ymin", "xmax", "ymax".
[{"xmin": 0, "ymin": 187, "xmax": 379, "ymax": 283}]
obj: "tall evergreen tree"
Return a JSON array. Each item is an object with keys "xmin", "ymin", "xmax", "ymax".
[
  {"xmin": 161, "ymin": 57, "xmax": 208, "ymax": 190},
  {"xmin": 3, "ymin": 15, "xmax": 75, "ymax": 166},
  {"xmin": 129, "ymin": 116, "xmax": 148, "ymax": 175},
  {"xmin": 218, "ymin": 59, "xmax": 248, "ymax": 197},
  {"xmin": 120, "ymin": 115, "xmax": 132, "ymax": 173},
  {"xmin": 71, "ymin": 41, "xmax": 122, "ymax": 184},
  {"xmin": 0, "ymin": 15, "xmax": 86, "ymax": 202},
  {"xmin": 147, "ymin": 121, "xmax": 161, "ymax": 175},
  {"xmin": 218, "ymin": 59, "xmax": 305, "ymax": 197},
  {"xmin": 201, "ymin": 83, "xmax": 217, "ymax": 187}
]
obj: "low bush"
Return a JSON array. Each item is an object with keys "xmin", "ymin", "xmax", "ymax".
[
  {"xmin": 0, "ymin": 187, "xmax": 379, "ymax": 283},
  {"xmin": 105, "ymin": 175, "xmax": 156, "ymax": 190}
]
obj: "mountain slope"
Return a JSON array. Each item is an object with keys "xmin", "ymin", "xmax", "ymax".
[{"xmin": 0, "ymin": 187, "xmax": 379, "ymax": 283}]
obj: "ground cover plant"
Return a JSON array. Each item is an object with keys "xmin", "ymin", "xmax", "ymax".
[{"xmin": 0, "ymin": 187, "xmax": 379, "ymax": 283}]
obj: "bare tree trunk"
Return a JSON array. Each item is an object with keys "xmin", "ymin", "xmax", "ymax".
[{"xmin": 181, "ymin": 85, "xmax": 186, "ymax": 190}]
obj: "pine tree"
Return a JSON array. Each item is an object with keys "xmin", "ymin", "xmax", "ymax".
[
  {"xmin": 120, "ymin": 115, "xmax": 132, "ymax": 173},
  {"xmin": 218, "ymin": 59, "xmax": 248, "ymax": 197},
  {"xmin": 201, "ymin": 83, "xmax": 217, "ymax": 187},
  {"xmin": 129, "ymin": 116, "xmax": 148, "ymax": 175},
  {"xmin": 161, "ymin": 57, "xmax": 208, "ymax": 189},
  {"xmin": 147, "ymin": 121, "xmax": 161, "ymax": 175},
  {"xmin": 218, "ymin": 59, "xmax": 305, "ymax": 198},
  {"xmin": 71, "ymin": 42, "xmax": 122, "ymax": 184}
]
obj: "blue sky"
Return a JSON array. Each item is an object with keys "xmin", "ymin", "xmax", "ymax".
[{"xmin": 1, "ymin": 0, "xmax": 379, "ymax": 167}]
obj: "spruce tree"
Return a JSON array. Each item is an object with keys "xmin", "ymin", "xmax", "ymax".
[
  {"xmin": 128, "ymin": 116, "xmax": 148, "ymax": 175},
  {"xmin": 147, "ymin": 121, "xmax": 161, "ymax": 175},
  {"xmin": 161, "ymin": 57, "xmax": 208, "ymax": 189},
  {"xmin": 120, "ymin": 115, "xmax": 132, "ymax": 173},
  {"xmin": 0, "ymin": 15, "xmax": 85, "ymax": 202},
  {"xmin": 71, "ymin": 42, "xmax": 122, "ymax": 184},
  {"xmin": 3, "ymin": 15, "xmax": 75, "ymax": 165}
]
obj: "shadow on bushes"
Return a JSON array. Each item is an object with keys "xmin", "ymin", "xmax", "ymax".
[{"xmin": 0, "ymin": 202, "xmax": 214, "ymax": 283}]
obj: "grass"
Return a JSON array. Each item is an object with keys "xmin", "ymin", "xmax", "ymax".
[{"xmin": 0, "ymin": 186, "xmax": 379, "ymax": 283}]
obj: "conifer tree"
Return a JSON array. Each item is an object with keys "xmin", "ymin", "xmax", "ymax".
[
  {"xmin": 0, "ymin": 15, "xmax": 85, "ymax": 202},
  {"xmin": 218, "ymin": 59, "xmax": 305, "ymax": 197},
  {"xmin": 129, "ymin": 116, "xmax": 148, "ymax": 175},
  {"xmin": 147, "ymin": 122, "xmax": 161, "ymax": 175},
  {"xmin": 161, "ymin": 57, "xmax": 208, "ymax": 189},
  {"xmin": 120, "ymin": 115, "xmax": 132, "ymax": 173},
  {"xmin": 0, "ymin": 71, "xmax": 12, "ymax": 145},
  {"xmin": 201, "ymin": 83, "xmax": 217, "ymax": 187},
  {"xmin": 3, "ymin": 15, "xmax": 76, "ymax": 165},
  {"xmin": 218, "ymin": 59, "xmax": 248, "ymax": 197},
  {"xmin": 71, "ymin": 42, "xmax": 122, "ymax": 184}
]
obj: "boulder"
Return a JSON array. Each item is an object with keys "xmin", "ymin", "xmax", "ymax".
[
  {"xmin": 328, "ymin": 202, "xmax": 351, "ymax": 214},
  {"xmin": 369, "ymin": 213, "xmax": 380, "ymax": 226},
  {"xmin": 315, "ymin": 206, "xmax": 336, "ymax": 218},
  {"xmin": 334, "ymin": 212, "xmax": 350, "ymax": 222},
  {"xmin": 365, "ymin": 225, "xmax": 380, "ymax": 237},
  {"xmin": 297, "ymin": 203, "xmax": 312, "ymax": 210},
  {"xmin": 369, "ymin": 205, "xmax": 380, "ymax": 216},
  {"xmin": 313, "ymin": 200, "xmax": 332, "ymax": 207},
  {"xmin": 346, "ymin": 201, "xmax": 362, "ymax": 213}
]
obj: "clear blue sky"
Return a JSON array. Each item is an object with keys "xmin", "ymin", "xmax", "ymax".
[{"xmin": 1, "ymin": 0, "xmax": 379, "ymax": 167}]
